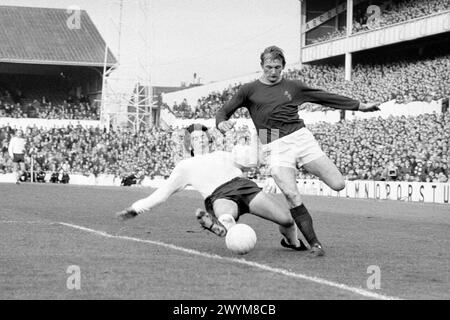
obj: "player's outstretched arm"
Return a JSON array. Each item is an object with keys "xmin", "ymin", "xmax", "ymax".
[
  {"xmin": 118, "ymin": 163, "xmax": 188, "ymax": 219},
  {"xmin": 298, "ymin": 82, "xmax": 360, "ymax": 111},
  {"xmin": 299, "ymin": 81, "xmax": 381, "ymax": 112}
]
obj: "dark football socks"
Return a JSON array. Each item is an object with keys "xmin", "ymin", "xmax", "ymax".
[{"xmin": 290, "ymin": 204, "xmax": 320, "ymax": 246}]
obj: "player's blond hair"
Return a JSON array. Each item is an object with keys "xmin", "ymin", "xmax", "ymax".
[{"xmin": 260, "ymin": 46, "xmax": 286, "ymax": 67}]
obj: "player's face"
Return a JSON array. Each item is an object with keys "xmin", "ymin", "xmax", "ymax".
[
  {"xmin": 261, "ymin": 58, "xmax": 284, "ymax": 83},
  {"xmin": 190, "ymin": 131, "xmax": 209, "ymax": 155}
]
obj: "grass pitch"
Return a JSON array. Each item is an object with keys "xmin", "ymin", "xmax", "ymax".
[{"xmin": 0, "ymin": 183, "xmax": 448, "ymax": 300}]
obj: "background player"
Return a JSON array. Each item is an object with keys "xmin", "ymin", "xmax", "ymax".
[
  {"xmin": 117, "ymin": 124, "xmax": 309, "ymax": 252},
  {"xmin": 216, "ymin": 46, "xmax": 381, "ymax": 256},
  {"xmin": 8, "ymin": 129, "xmax": 27, "ymax": 184}
]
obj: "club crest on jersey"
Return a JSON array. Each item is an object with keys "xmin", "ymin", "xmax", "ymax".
[{"xmin": 284, "ymin": 90, "xmax": 292, "ymax": 101}]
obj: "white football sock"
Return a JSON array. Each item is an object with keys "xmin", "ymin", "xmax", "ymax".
[{"xmin": 218, "ymin": 213, "xmax": 236, "ymax": 230}]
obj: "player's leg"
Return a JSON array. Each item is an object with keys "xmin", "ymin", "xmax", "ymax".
[
  {"xmin": 248, "ymin": 192, "xmax": 306, "ymax": 250},
  {"xmin": 19, "ymin": 162, "xmax": 26, "ymax": 181},
  {"xmin": 302, "ymin": 155, "xmax": 345, "ymax": 191},
  {"xmin": 212, "ymin": 199, "xmax": 238, "ymax": 230},
  {"xmin": 12, "ymin": 161, "xmax": 20, "ymax": 183},
  {"xmin": 270, "ymin": 166, "xmax": 302, "ymax": 207},
  {"xmin": 196, "ymin": 198, "xmax": 236, "ymax": 237},
  {"xmin": 271, "ymin": 165, "xmax": 324, "ymax": 256}
]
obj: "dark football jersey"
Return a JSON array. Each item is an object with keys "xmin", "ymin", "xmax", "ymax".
[{"xmin": 216, "ymin": 78, "xmax": 360, "ymax": 143}]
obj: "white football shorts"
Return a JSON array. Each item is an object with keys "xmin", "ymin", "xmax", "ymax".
[{"xmin": 261, "ymin": 127, "xmax": 325, "ymax": 170}]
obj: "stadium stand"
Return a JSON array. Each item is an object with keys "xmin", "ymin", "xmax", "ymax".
[
  {"xmin": 0, "ymin": 125, "xmax": 176, "ymax": 181},
  {"xmin": 309, "ymin": 112, "xmax": 449, "ymax": 183},
  {"xmin": 286, "ymin": 52, "xmax": 450, "ymax": 105},
  {"xmin": 165, "ymin": 86, "xmax": 250, "ymax": 120},
  {"xmin": 1, "ymin": 112, "xmax": 448, "ymax": 183},
  {"xmin": 308, "ymin": 0, "xmax": 450, "ymax": 45},
  {"xmin": 0, "ymin": 6, "xmax": 116, "ymax": 121},
  {"xmin": 354, "ymin": 0, "xmax": 450, "ymax": 33},
  {"xmin": 5, "ymin": 47, "xmax": 448, "ymax": 121},
  {"xmin": 0, "ymin": 5, "xmax": 448, "ymax": 186},
  {"xmin": 0, "ymin": 98, "xmax": 99, "ymax": 120},
  {"xmin": 164, "ymin": 49, "xmax": 450, "ymax": 118}
]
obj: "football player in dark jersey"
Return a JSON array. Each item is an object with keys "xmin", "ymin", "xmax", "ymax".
[{"xmin": 216, "ymin": 46, "xmax": 380, "ymax": 256}]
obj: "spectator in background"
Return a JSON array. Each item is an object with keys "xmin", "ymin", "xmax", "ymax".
[
  {"xmin": 8, "ymin": 129, "xmax": 27, "ymax": 184},
  {"xmin": 121, "ymin": 172, "xmax": 137, "ymax": 186},
  {"xmin": 398, "ymin": 160, "xmax": 413, "ymax": 180},
  {"xmin": 0, "ymin": 152, "xmax": 12, "ymax": 173},
  {"xmin": 32, "ymin": 164, "xmax": 46, "ymax": 183},
  {"xmin": 385, "ymin": 161, "xmax": 399, "ymax": 181},
  {"xmin": 58, "ymin": 159, "xmax": 70, "ymax": 184},
  {"xmin": 413, "ymin": 159, "xmax": 427, "ymax": 182},
  {"xmin": 346, "ymin": 169, "xmax": 359, "ymax": 181}
]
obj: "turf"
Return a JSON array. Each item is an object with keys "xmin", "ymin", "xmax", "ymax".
[{"xmin": 0, "ymin": 183, "xmax": 448, "ymax": 300}]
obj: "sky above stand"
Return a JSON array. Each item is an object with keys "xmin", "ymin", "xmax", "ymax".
[{"xmin": 3, "ymin": 0, "xmax": 301, "ymax": 86}]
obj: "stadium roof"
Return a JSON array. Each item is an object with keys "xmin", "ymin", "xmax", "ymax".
[{"xmin": 0, "ymin": 6, "xmax": 117, "ymax": 67}]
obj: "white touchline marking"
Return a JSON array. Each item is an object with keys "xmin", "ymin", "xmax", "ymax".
[{"xmin": 58, "ymin": 221, "xmax": 402, "ymax": 300}]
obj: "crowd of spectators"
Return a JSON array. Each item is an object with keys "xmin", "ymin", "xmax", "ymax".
[
  {"xmin": 1, "ymin": 112, "xmax": 448, "ymax": 184},
  {"xmin": 309, "ymin": 28, "xmax": 348, "ymax": 45},
  {"xmin": 355, "ymin": 0, "xmax": 450, "ymax": 33},
  {"xmin": 167, "ymin": 85, "xmax": 250, "ymax": 120},
  {"xmin": 166, "ymin": 52, "xmax": 449, "ymax": 119},
  {"xmin": 0, "ymin": 92, "xmax": 99, "ymax": 120},
  {"xmin": 308, "ymin": 0, "xmax": 450, "ymax": 45},
  {"xmin": 308, "ymin": 112, "xmax": 449, "ymax": 183},
  {"xmin": 0, "ymin": 124, "xmax": 176, "ymax": 184},
  {"xmin": 242, "ymin": 112, "xmax": 449, "ymax": 183},
  {"xmin": 285, "ymin": 53, "xmax": 450, "ymax": 104}
]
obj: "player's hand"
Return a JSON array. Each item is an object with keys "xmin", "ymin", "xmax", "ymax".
[
  {"xmin": 358, "ymin": 102, "xmax": 381, "ymax": 112},
  {"xmin": 217, "ymin": 120, "xmax": 236, "ymax": 133}
]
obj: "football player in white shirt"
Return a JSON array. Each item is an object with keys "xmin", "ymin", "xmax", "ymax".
[
  {"xmin": 117, "ymin": 124, "xmax": 307, "ymax": 251},
  {"xmin": 8, "ymin": 129, "xmax": 27, "ymax": 184}
]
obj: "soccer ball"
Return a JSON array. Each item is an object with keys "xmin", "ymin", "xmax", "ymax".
[{"xmin": 225, "ymin": 223, "xmax": 257, "ymax": 255}]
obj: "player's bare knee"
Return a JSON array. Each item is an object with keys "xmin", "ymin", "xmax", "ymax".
[
  {"xmin": 270, "ymin": 170, "xmax": 302, "ymax": 206},
  {"xmin": 330, "ymin": 178, "xmax": 345, "ymax": 191},
  {"xmin": 271, "ymin": 180, "xmax": 298, "ymax": 202}
]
